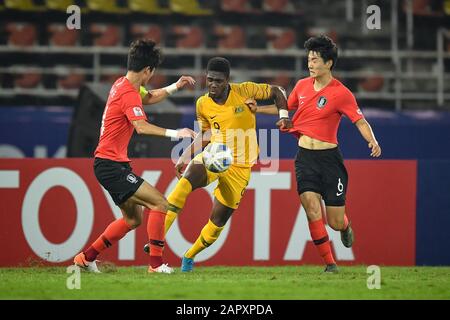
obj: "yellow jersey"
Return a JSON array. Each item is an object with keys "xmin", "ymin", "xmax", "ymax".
[{"xmin": 196, "ymin": 82, "xmax": 272, "ymax": 167}]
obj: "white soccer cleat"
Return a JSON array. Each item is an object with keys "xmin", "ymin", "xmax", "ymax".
[
  {"xmin": 73, "ymin": 252, "xmax": 101, "ymax": 273},
  {"xmin": 148, "ymin": 263, "xmax": 174, "ymax": 274}
]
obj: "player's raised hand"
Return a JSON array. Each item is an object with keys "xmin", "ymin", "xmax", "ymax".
[
  {"xmin": 276, "ymin": 118, "xmax": 293, "ymax": 132},
  {"xmin": 177, "ymin": 128, "xmax": 196, "ymax": 139},
  {"xmin": 176, "ymin": 76, "xmax": 196, "ymax": 90},
  {"xmin": 245, "ymin": 98, "xmax": 258, "ymax": 113},
  {"xmin": 174, "ymin": 157, "xmax": 190, "ymax": 179},
  {"xmin": 368, "ymin": 141, "xmax": 381, "ymax": 157}
]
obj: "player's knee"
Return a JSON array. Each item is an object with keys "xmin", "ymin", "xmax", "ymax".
[
  {"xmin": 154, "ymin": 197, "xmax": 169, "ymax": 213},
  {"xmin": 328, "ymin": 218, "xmax": 344, "ymax": 231}
]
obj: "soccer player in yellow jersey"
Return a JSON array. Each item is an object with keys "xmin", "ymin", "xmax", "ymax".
[{"xmin": 143, "ymin": 57, "xmax": 292, "ymax": 271}]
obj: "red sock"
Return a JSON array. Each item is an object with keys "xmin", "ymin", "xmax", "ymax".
[
  {"xmin": 343, "ymin": 214, "xmax": 349, "ymax": 231},
  {"xmin": 309, "ymin": 219, "xmax": 336, "ymax": 265},
  {"xmin": 84, "ymin": 218, "xmax": 132, "ymax": 262},
  {"xmin": 145, "ymin": 208, "xmax": 166, "ymax": 268}
]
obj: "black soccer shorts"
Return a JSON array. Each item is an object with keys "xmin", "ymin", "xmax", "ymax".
[
  {"xmin": 94, "ymin": 157, "xmax": 144, "ymax": 206},
  {"xmin": 294, "ymin": 147, "xmax": 348, "ymax": 206}
]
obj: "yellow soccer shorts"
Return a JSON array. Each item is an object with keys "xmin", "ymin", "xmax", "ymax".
[{"xmin": 192, "ymin": 153, "xmax": 251, "ymax": 209}]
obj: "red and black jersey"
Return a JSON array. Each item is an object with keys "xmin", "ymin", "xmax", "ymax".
[
  {"xmin": 287, "ymin": 77, "xmax": 364, "ymax": 144},
  {"xmin": 94, "ymin": 76, "xmax": 147, "ymax": 162}
]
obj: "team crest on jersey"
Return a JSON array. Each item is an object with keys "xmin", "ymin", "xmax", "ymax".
[
  {"xmin": 234, "ymin": 105, "xmax": 245, "ymax": 114},
  {"xmin": 317, "ymin": 96, "xmax": 327, "ymax": 109},
  {"xmin": 133, "ymin": 107, "xmax": 144, "ymax": 117}
]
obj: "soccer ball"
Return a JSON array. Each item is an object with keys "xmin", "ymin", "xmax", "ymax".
[{"xmin": 202, "ymin": 142, "xmax": 233, "ymax": 173}]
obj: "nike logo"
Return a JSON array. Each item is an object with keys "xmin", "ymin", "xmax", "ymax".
[
  {"xmin": 210, "ymin": 115, "xmax": 217, "ymax": 119},
  {"xmin": 336, "ymin": 192, "xmax": 343, "ymax": 196},
  {"xmin": 299, "ymin": 96, "xmax": 307, "ymax": 99}
]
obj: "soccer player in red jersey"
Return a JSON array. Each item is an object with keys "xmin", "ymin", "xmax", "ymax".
[
  {"xmin": 277, "ymin": 35, "xmax": 382, "ymax": 273},
  {"xmin": 73, "ymin": 39, "xmax": 195, "ymax": 274}
]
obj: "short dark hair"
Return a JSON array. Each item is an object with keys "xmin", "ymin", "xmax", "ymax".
[
  {"xmin": 304, "ymin": 35, "xmax": 338, "ymax": 70},
  {"xmin": 127, "ymin": 39, "xmax": 162, "ymax": 72},
  {"xmin": 207, "ymin": 57, "xmax": 230, "ymax": 78}
]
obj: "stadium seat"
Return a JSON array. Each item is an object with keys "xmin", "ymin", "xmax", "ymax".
[
  {"xmin": 359, "ymin": 75, "xmax": 385, "ymax": 92},
  {"xmin": 262, "ymin": 0, "xmax": 294, "ymax": 13},
  {"xmin": 130, "ymin": 24, "xmax": 163, "ymax": 45},
  {"xmin": 48, "ymin": 24, "xmax": 79, "ymax": 46},
  {"xmin": 170, "ymin": 0, "xmax": 213, "ymax": 15},
  {"xmin": 100, "ymin": 73, "xmax": 123, "ymax": 84},
  {"xmin": 214, "ymin": 25, "xmax": 246, "ymax": 49},
  {"xmin": 46, "ymin": 0, "xmax": 74, "ymax": 11},
  {"xmin": 14, "ymin": 72, "xmax": 42, "ymax": 88},
  {"xmin": 266, "ymin": 27, "xmax": 296, "ymax": 50},
  {"xmin": 147, "ymin": 74, "xmax": 168, "ymax": 90},
  {"xmin": 90, "ymin": 24, "xmax": 122, "ymax": 47},
  {"xmin": 5, "ymin": 0, "xmax": 45, "ymax": 11},
  {"xmin": 86, "ymin": 0, "xmax": 129, "ymax": 14},
  {"xmin": 128, "ymin": 0, "xmax": 170, "ymax": 14},
  {"xmin": 268, "ymin": 73, "xmax": 292, "ymax": 91},
  {"xmin": 220, "ymin": 0, "xmax": 255, "ymax": 13},
  {"xmin": 172, "ymin": 25, "xmax": 204, "ymax": 48},
  {"xmin": 6, "ymin": 22, "xmax": 37, "ymax": 46},
  {"xmin": 58, "ymin": 73, "xmax": 85, "ymax": 89}
]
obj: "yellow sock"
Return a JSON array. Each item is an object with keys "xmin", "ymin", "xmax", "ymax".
[
  {"xmin": 164, "ymin": 210, "xmax": 178, "ymax": 234},
  {"xmin": 164, "ymin": 177, "xmax": 193, "ymax": 234},
  {"xmin": 185, "ymin": 220, "xmax": 224, "ymax": 259}
]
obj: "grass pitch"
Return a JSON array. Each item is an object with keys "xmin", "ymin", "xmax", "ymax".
[{"xmin": 0, "ymin": 265, "xmax": 449, "ymax": 300}]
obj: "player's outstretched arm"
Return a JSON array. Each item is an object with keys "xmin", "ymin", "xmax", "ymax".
[
  {"xmin": 132, "ymin": 119, "xmax": 195, "ymax": 139},
  {"xmin": 245, "ymin": 99, "xmax": 278, "ymax": 115},
  {"xmin": 142, "ymin": 75, "xmax": 196, "ymax": 105},
  {"xmin": 175, "ymin": 130, "xmax": 211, "ymax": 179},
  {"xmin": 355, "ymin": 118, "xmax": 382, "ymax": 157}
]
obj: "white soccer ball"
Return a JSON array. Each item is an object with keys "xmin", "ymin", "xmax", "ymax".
[{"xmin": 202, "ymin": 142, "xmax": 233, "ymax": 173}]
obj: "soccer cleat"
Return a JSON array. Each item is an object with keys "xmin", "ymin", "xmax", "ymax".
[
  {"xmin": 323, "ymin": 264, "xmax": 339, "ymax": 274},
  {"xmin": 181, "ymin": 255, "xmax": 194, "ymax": 272},
  {"xmin": 143, "ymin": 243, "xmax": 150, "ymax": 254},
  {"xmin": 73, "ymin": 252, "xmax": 101, "ymax": 273},
  {"xmin": 340, "ymin": 222, "xmax": 354, "ymax": 248},
  {"xmin": 148, "ymin": 263, "xmax": 174, "ymax": 274}
]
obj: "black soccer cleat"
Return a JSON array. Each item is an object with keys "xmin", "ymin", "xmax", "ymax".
[
  {"xmin": 323, "ymin": 264, "xmax": 339, "ymax": 274},
  {"xmin": 340, "ymin": 222, "xmax": 354, "ymax": 248},
  {"xmin": 143, "ymin": 243, "xmax": 150, "ymax": 255}
]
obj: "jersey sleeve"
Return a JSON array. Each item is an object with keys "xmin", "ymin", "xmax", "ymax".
[
  {"xmin": 338, "ymin": 90, "xmax": 364, "ymax": 123},
  {"xmin": 196, "ymin": 98, "xmax": 210, "ymax": 132},
  {"xmin": 122, "ymin": 91, "xmax": 147, "ymax": 122},
  {"xmin": 235, "ymin": 82, "xmax": 272, "ymax": 100},
  {"xmin": 287, "ymin": 81, "xmax": 300, "ymax": 110}
]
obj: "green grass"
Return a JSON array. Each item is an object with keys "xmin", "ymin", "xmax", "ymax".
[{"xmin": 0, "ymin": 265, "xmax": 449, "ymax": 300}]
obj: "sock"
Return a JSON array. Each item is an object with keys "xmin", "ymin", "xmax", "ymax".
[
  {"xmin": 145, "ymin": 209, "xmax": 166, "ymax": 268},
  {"xmin": 342, "ymin": 214, "xmax": 349, "ymax": 231},
  {"xmin": 84, "ymin": 218, "xmax": 132, "ymax": 262},
  {"xmin": 165, "ymin": 210, "xmax": 178, "ymax": 234},
  {"xmin": 185, "ymin": 220, "xmax": 224, "ymax": 259},
  {"xmin": 308, "ymin": 219, "xmax": 336, "ymax": 265},
  {"xmin": 164, "ymin": 177, "xmax": 193, "ymax": 234}
]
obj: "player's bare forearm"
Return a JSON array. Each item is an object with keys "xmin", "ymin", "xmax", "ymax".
[
  {"xmin": 270, "ymin": 86, "xmax": 288, "ymax": 111},
  {"xmin": 132, "ymin": 119, "xmax": 167, "ymax": 136},
  {"xmin": 355, "ymin": 118, "xmax": 382, "ymax": 157},
  {"xmin": 256, "ymin": 104, "xmax": 279, "ymax": 115},
  {"xmin": 142, "ymin": 88, "xmax": 168, "ymax": 105}
]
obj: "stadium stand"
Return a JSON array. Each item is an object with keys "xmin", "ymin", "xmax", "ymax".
[{"xmin": 0, "ymin": 0, "xmax": 448, "ymax": 109}]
